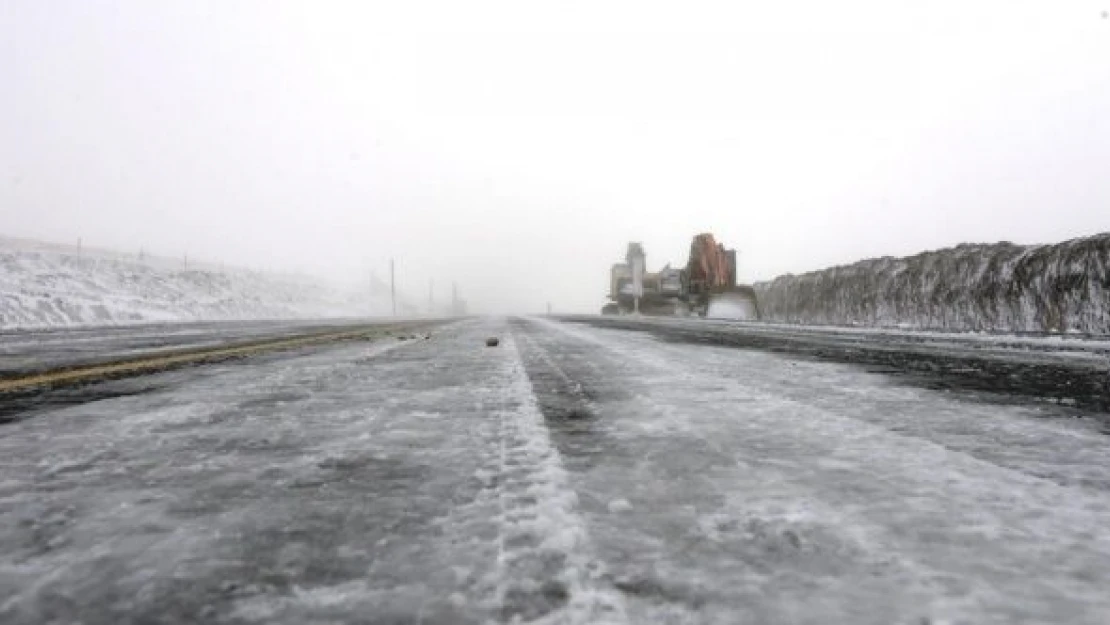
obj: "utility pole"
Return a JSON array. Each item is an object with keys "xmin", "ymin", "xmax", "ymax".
[
  {"xmin": 390, "ymin": 258, "xmax": 396, "ymax": 317},
  {"xmin": 452, "ymin": 282, "xmax": 458, "ymax": 316},
  {"xmin": 546, "ymin": 302, "xmax": 552, "ymax": 315},
  {"xmin": 428, "ymin": 278, "xmax": 434, "ymax": 314}
]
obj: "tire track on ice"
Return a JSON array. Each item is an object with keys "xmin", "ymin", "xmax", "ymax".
[{"xmin": 489, "ymin": 329, "xmax": 626, "ymax": 624}]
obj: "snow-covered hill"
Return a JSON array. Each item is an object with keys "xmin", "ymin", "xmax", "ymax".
[
  {"xmin": 0, "ymin": 237, "xmax": 392, "ymax": 329},
  {"xmin": 754, "ymin": 233, "xmax": 1110, "ymax": 335}
]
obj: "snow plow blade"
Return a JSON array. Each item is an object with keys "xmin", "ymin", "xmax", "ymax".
[{"xmin": 706, "ymin": 287, "xmax": 760, "ymax": 320}]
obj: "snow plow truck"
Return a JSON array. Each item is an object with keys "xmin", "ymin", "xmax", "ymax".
[{"xmin": 601, "ymin": 233, "xmax": 761, "ymax": 320}]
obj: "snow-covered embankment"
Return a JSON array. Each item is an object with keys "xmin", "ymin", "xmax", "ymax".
[
  {"xmin": 754, "ymin": 233, "xmax": 1110, "ymax": 334},
  {"xmin": 0, "ymin": 238, "xmax": 387, "ymax": 329}
]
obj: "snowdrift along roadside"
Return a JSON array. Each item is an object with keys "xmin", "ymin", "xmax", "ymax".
[
  {"xmin": 0, "ymin": 238, "xmax": 389, "ymax": 329},
  {"xmin": 754, "ymin": 233, "xmax": 1110, "ymax": 334}
]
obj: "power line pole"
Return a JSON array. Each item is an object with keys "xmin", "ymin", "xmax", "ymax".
[{"xmin": 390, "ymin": 258, "xmax": 396, "ymax": 317}]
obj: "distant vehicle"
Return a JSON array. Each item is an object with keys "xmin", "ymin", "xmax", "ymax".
[{"xmin": 603, "ymin": 233, "xmax": 761, "ymax": 319}]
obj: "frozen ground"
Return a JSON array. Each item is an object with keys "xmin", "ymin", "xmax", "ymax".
[
  {"xmin": 2, "ymin": 318, "xmax": 1110, "ymax": 623},
  {"xmin": 0, "ymin": 238, "xmax": 390, "ymax": 328}
]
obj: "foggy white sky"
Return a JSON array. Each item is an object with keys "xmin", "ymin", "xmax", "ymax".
[{"xmin": 2, "ymin": 1, "xmax": 1108, "ymax": 313}]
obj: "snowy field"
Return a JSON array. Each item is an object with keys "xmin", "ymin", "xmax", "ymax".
[
  {"xmin": 2, "ymin": 317, "xmax": 1110, "ymax": 624},
  {"xmin": 0, "ymin": 237, "xmax": 389, "ymax": 328}
]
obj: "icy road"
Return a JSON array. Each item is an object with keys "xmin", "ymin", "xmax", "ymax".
[{"xmin": 3, "ymin": 317, "xmax": 1110, "ymax": 624}]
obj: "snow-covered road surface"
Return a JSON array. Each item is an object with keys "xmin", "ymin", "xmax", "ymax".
[
  {"xmin": 567, "ymin": 315, "xmax": 1110, "ymax": 416},
  {"xmin": 0, "ymin": 318, "xmax": 423, "ymax": 377},
  {"xmin": 2, "ymin": 317, "xmax": 1110, "ymax": 624}
]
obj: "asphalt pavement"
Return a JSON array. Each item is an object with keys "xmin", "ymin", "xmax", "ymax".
[
  {"xmin": 0, "ymin": 319, "xmax": 411, "ymax": 377},
  {"xmin": 2, "ymin": 317, "xmax": 1109, "ymax": 624}
]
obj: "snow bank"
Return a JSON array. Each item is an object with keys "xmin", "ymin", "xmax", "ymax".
[
  {"xmin": 754, "ymin": 233, "xmax": 1110, "ymax": 334},
  {"xmin": 0, "ymin": 238, "xmax": 390, "ymax": 328},
  {"xmin": 706, "ymin": 293, "xmax": 759, "ymax": 321}
]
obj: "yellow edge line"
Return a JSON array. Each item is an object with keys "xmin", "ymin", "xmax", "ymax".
[{"xmin": 0, "ymin": 324, "xmax": 426, "ymax": 393}]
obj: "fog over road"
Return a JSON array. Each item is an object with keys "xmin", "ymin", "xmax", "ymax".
[{"xmin": 2, "ymin": 317, "xmax": 1110, "ymax": 624}]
